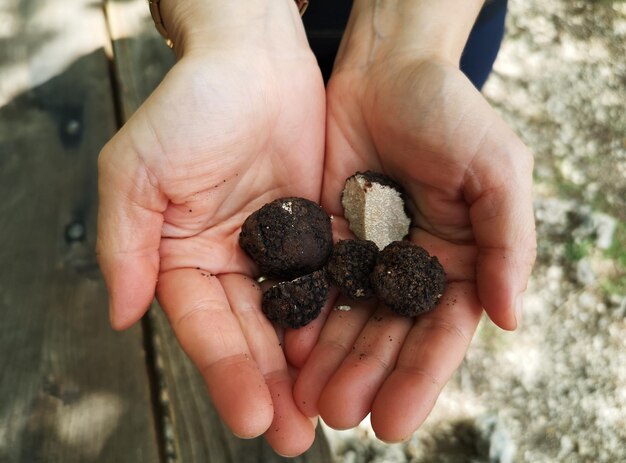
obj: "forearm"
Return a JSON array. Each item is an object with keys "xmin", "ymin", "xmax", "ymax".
[
  {"xmin": 336, "ymin": 0, "xmax": 485, "ymax": 69},
  {"xmin": 159, "ymin": 0, "xmax": 307, "ymax": 56}
]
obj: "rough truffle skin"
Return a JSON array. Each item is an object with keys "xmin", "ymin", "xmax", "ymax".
[
  {"xmin": 325, "ymin": 239, "xmax": 379, "ymax": 299},
  {"xmin": 371, "ymin": 241, "xmax": 446, "ymax": 317},
  {"xmin": 239, "ymin": 197, "xmax": 333, "ymax": 279},
  {"xmin": 262, "ymin": 270, "xmax": 330, "ymax": 329},
  {"xmin": 353, "ymin": 171, "xmax": 404, "ymax": 191}
]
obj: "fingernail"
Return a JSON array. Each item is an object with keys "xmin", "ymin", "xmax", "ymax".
[
  {"xmin": 375, "ymin": 433, "xmax": 412, "ymax": 444},
  {"xmin": 514, "ymin": 294, "xmax": 524, "ymax": 328}
]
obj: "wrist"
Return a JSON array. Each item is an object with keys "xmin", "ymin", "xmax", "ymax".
[
  {"xmin": 336, "ymin": 0, "xmax": 485, "ymax": 71},
  {"xmin": 159, "ymin": 0, "xmax": 309, "ymax": 57}
]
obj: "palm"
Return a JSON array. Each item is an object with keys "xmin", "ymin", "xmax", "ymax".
[
  {"xmin": 325, "ymin": 60, "xmax": 488, "ymax": 239},
  {"xmin": 287, "ymin": 59, "xmax": 535, "ymax": 441},
  {"xmin": 140, "ymin": 54, "xmax": 326, "ymax": 274},
  {"xmin": 98, "ymin": 50, "xmax": 326, "ymax": 454}
]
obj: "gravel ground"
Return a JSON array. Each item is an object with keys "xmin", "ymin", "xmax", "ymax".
[{"xmin": 324, "ymin": 1, "xmax": 626, "ymax": 462}]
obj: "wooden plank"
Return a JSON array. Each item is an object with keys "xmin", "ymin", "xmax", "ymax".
[
  {"xmin": 0, "ymin": 1, "xmax": 160, "ymax": 462},
  {"xmin": 104, "ymin": 1, "xmax": 332, "ymax": 461}
]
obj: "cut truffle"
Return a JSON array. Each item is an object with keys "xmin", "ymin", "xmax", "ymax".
[
  {"xmin": 325, "ymin": 239, "xmax": 379, "ymax": 299},
  {"xmin": 262, "ymin": 270, "xmax": 330, "ymax": 329},
  {"xmin": 371, "ymin": 241, "xmax": 446, "ymax": 317},
  {"xmin": 341, "ymin": 171, "xmax": 411, "ymax": 250},
  {"xmin": 239, "ymin": 197, "xmax": 333, "ymax": 279}
]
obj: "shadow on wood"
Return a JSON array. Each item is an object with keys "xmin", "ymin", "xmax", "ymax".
[{"xmin": 0, "ymin": 47, "xmax": 160, "ymax": 463}]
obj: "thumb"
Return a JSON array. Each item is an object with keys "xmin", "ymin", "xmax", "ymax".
[
  {"xmin": 465, "ymin": 121, "xmax": 536, "ymax": 330},
  {"xmin": 97, "ymin": 135, "xmax": 167, "ymax": 330}
]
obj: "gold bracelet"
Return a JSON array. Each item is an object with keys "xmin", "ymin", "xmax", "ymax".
[
  {"xmin": 296, "ymin": 0, "xmax": 309, "ymax": 15},
  {"xmin": 149, "ymin": 0, "xmax": 310, "ymax": 49}
]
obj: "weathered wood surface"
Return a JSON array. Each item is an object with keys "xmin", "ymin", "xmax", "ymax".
[
  {"xmin": 104, "ymin": 1, "xmax": 332, "ymax": 461},
  {"xmin": 0, "ymin": 0, "xmax": 160, "ymax": 462}
]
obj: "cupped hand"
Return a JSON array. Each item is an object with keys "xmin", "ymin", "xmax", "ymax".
[
  {"xmin": 97, "ymin": 43, "xmax": 325, "ymax": 455},
  {"xmin": 287, "ymin": 57, "xmax": 536, "ymax": 441}
]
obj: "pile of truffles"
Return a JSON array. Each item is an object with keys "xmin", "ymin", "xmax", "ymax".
[
  {"xmin": 239, "ymin": 197, "xmax": 332, "ymax": 328},
  {"xmin": 239, "ymin": 172, "xmax": 446, "ymax": 328}
]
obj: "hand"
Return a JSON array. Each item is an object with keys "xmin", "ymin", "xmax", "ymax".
[
  {"xmin": 97, "ymin": 1, "xmax": 325, "ymax": 455},
  {"xmin": 286, "ymin": 1, "xmax": 536, "ymax": 442}
]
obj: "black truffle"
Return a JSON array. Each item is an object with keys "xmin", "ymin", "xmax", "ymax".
[
  {"xmin": 262, "ymin": 270, "xmax": 330, "ymax": 329},
  {"xmin": 239, "ymin": 197, "xmax": 333, "ymax": 279},
  {"xmin": 325, "ymin": 239, "xmax": 379, "ymax": 300},
  {"xmin": 371, "ymin": 241, "xmax": 446, "ymax": 317},
  {"xmin": 341, "ymin": 171, "xmax": 411, "ymax": 249}
]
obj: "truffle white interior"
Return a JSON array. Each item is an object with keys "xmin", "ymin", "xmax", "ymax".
[{"xmin": 341, "ymin": 174, "xmax": 411, "ymax": 249}]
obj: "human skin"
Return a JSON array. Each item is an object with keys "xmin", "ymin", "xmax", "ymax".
[
  {"xmin": 98, "ymin": 0, "xmax": 537, "ymax": 454},
  {"xmin": 96, "ymin": 0, "xmax": 325, "ymax": 456},
  {"xmin": 286, "ymin": 0, "xmax": 537, "ymax": 442}
]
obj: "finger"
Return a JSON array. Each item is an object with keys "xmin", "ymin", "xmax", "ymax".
[
  {"xmin": 264, "ymin": 370, "xmax": 316, "ymax": 456},
  {"xmin": 220, "ymin": 274, "xmax": 315, "ymax": 456},
  {"xmin": 318, "ymin": 306, "xmax": 413, "ymax": 429},
  {"xmin": 370, "ymin": 282, "xmax": 482, "ymax": 442},
  {"xmin": 157, "ymin": 268, "xmax": 273, "ymax": 438},
  {"xmin": 293, "ymin": 296, "xmax": 377, "ymax": 417},
  {"xmin": 465, "ymin": 129, "xmax": 536, "ymax": 330},
  {"xmin": 294, "ymin": 228, "xmax": 474, "ymax": 419},
  {"xmin": 97, "ymin": 140, "xmax": 167, "ymax": 330},
  {"xmin": 283, "ymin": 288, "xmax": 339, "ymax": 368}
]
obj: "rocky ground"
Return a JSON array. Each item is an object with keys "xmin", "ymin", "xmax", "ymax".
[{"xmin": 323, "ymin": 1, "xmax": 626, "ymax": 462}]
